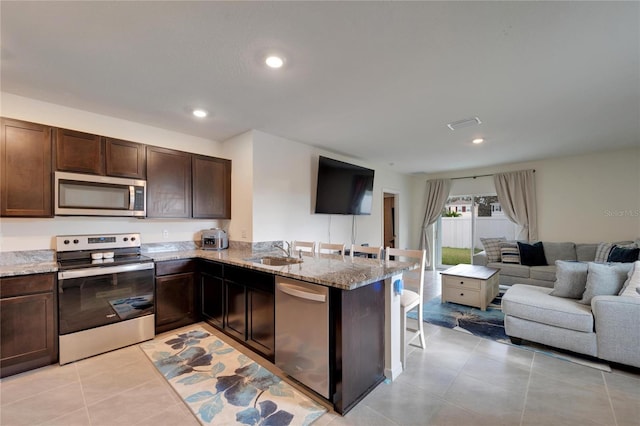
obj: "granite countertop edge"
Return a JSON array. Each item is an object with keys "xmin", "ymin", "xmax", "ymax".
[{"xmin": 0, "ymin": 248, "xmax": 416, "ymax": 291}]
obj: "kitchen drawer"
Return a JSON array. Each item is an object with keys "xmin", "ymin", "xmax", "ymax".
[
  {"xmin": 442, "ymin": 286, "xmax": 481, "ymax": 307},
  {"xmin": 155, "ymin": 259, "xmax": 196, "ymax": 276},
  {"xmin": 1, "ymin": 274, "xmax": 54, "ymax": 298},
  {"xmin": 441, "ymin": 275, "xmax": 482, "ymax": 290}
]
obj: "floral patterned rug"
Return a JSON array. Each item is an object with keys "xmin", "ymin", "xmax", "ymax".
[{"xmin": 140, "ymin": 327, "xmax": 327, "ymax": 425}]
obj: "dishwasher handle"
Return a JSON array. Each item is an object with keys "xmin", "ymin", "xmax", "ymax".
[{"xmin": 276, "ymin": 282, "xmax": 327, "ymax": 303}]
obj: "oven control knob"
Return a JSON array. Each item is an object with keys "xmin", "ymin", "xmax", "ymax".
[
  {"xmin": 131, "ymin": 236, "xmax": 136, "ymax": 241},
  {"xmin": 73, "ymin": 239, "xmax": 79, "ymax": 244},
  {"xmin": 63, "ymin": 239, "xmax": 70, "ymax": 245},
  {"xmin": 123, "ymin": 237, "xmax": 129, "ymax": 242}
]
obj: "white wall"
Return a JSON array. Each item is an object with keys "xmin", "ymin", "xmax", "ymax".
[
  {"xmin": 413, "ymin": 147, "xmax": 640, "ymax": 244},
  {"xmin": 221, "ymin": 131, "xmax": 254, "ymax": 243},
  {"xmin": 0, "ymin": 93, "xmax": 225, "ymax": 251},
  {"xmin": 251, "ymin": 131, "xmax": 416, "ymax": 248}
]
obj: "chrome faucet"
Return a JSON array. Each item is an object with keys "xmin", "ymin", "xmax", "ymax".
[{"xmin": 275, "ymin": 241, "xmax": 293, "ymax": 258}]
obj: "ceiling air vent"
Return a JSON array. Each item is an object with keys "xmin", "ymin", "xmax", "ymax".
[{"xmin": 447, "ymin": 117, "xmax": 482, "ymax": 131}]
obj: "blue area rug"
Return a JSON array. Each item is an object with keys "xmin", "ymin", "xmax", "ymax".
[
  {"xmin": 408, "ymin": 293, "xmax": 507, "ymax": 341},
  {"xmin": 409, "ymin": 292, "xmax": 611, "ymax": 371},
  {"xmin": 140, "ymin": 327, "xmax": 327, "ymax": 425}
]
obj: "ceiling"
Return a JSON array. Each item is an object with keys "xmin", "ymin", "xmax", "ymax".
[{"xmin": 1, "ymin": 1, "xmax": 638, "ymax": 175}]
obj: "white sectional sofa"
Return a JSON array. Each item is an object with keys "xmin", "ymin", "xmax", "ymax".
[
  {"xmin": 473, "ymin": 239, "xmax": 640, "ymax": 368},
  {"xmin": 472, "ymin": 240, "xmax": 635, "ymax": 287},
  {"xmin": 502, "ymin": 278, "xmax": 640, "ymax": 368},
  {"xmin": 499, "ymin": 256, "xmax": 640, "ymax": 368}
]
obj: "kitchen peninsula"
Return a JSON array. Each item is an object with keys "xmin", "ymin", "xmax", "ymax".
[
  {"xmin": 151, "ymin": 246, "xmax": 414, "ymax": 414},
  {"xmin": 0, "ymin": 245, "xmax": 415, "ymax": 415}
]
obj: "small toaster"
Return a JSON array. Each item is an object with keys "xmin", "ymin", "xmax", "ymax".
[{"xmin": 201, "ymin": 228, "xmax": 229, "ymax": 250}]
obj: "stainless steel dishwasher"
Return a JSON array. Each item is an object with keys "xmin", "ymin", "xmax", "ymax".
[{"xmin": 275, "ymin": 277, "xmax": 330, "ymax": 398}]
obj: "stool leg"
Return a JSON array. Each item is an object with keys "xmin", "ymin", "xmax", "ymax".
[
  {"xmin": 417, "ymin": 303, "xmax": 426, "ymax": 349},
  {"xmin": 400, "ymin": 307, "xmax": 407, "ymax": 371}
]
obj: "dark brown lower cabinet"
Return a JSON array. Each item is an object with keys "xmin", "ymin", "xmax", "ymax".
[
  {"xmin": 331, "ymin": 280, "xmax": 385, "ymax": 414},
  {"xmin": 200, "ymin": 262, "xmax": 275, "ymax": 361},
  {"xmin": 200, "ymin": 261, "xmax": 224, "ymax": 329},
  {"xmin": 223, "ymin": 279, "xmax": 246, "ymax": 341},
  {"xmin": 155, "ymin": 260, "xmax": 197, "ymax": 334},
  {"xmin": 0, "ymin": 274, "xmax": 58, "ymax": 378},
  {"xmin": 246, "ymin": 280, "xmax": 275, "ymax": 359}
]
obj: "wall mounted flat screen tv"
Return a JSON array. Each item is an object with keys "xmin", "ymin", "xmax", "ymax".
[{"xmin": 314, "ymin": 156, "xmax": 374, "ymax": 215}]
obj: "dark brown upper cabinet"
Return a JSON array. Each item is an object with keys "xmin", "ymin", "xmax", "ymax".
[
  {"xmin": 105, "ymin": 137, "xmax": 146, "ymax": 179},
  {"xmin": 192, "ymin": 155, "xmax": 231, "ymax": 219},
  {"xmin": 55, "ymin": 128, "xmax": 104, "ymax": 175},
  {"xmin": 146, "ymin": 146, "xmax": 192, "ymax": 218},
  {"xmin": 56, "ymin": 130, "xmax": 146, "ymax": 179},
  {"xmin": 1, "ymin": 118, "xmax": 53, "ymax": 217}
]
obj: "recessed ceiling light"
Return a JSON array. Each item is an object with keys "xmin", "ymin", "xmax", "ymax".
[
  {"xmin": 265, "ymin": 55, "xmax": 284, "ymax": 68},
  {"xmin": 192, "ymin": 109, "xmax": 208, "ymax": 118},
  {"xmin": 472, "ymin": 138, "xmax": 484, "ymax": 144}
]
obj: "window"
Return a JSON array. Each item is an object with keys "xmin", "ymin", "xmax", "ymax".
[{"xmin": 437, "ymin": 194, "xmax": 517, "ymax": 267}]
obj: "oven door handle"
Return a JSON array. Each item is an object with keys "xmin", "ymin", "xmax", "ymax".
[{"xmin": 58, "ymin": 262, "xmax": 155, "ymax": 279}]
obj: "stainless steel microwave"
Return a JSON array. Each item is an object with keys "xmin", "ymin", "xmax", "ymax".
[{"xmin": 54, "ymin": 172, "xmax": 146, "ymax": 217}]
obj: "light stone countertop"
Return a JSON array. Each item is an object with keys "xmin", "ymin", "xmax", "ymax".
[
  {"xmin": 0, "ymin": 261, "xmax": 59, "ymax": 278},
  {"xmin": 0, "ymin": 250, "xmax": 58, "ymax": 278},
  {"xmin": 0, "ymin": 247, "xmax": 416, "ymax": 290},
  {"xmin": 147, "ymin": 248, "xmax": 416, "ymax": 290}
]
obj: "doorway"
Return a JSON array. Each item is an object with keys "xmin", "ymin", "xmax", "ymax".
[{"xmin": 383, "ymin": 192, "xmax": 398, "ymax": 249}]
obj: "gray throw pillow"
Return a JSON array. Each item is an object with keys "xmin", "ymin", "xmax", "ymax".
[
  {"xmin": 579, "ymin": 262, "xmax": 634, "ymax": 305},
  {"xmin": 480, "ymin": 237, "xmax": 506, "ymax": 263},
  {"xmin": 594, "ymin": 242, "xmax": 615, "ymax": 262},
  {"xmin": 499, "ymin": 242, "xmax": 520, "ymax": 264},
  {"xmin": 550, "ymin": 260, "xmax": 588, "ymax": 299}
]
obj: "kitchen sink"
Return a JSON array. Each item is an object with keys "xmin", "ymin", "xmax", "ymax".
[{"xmin": 247, "ymin": 256, "xmax": 304, "ymax": 266}]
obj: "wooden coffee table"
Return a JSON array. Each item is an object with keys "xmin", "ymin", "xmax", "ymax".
[{"xmin": 440, "ymin": 264, "xmax": 500, "ymax": 311}]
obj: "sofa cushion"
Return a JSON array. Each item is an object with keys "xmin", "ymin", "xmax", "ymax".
[
  {"xmin": 619, "ymin": 261, "xmax": 640, "ymax": 296},
  {"xmin": 530, "ymin": 265, "xmax": 557, "ymax": 282},
  {"xmin": 549, "ymin": 261, "xmax": 589, "ymax": 299},
  {"xmin": 480, "ymin": 237, "xmax": 506, "ymax": 263},
  {"xmin": 576, "ymin": 244, "xmax": 598, "ymax": 262},
  {"xmin": 607, "ymin": 246, "xmax": 640, "ymax": 263},
  {"xmin": 579, "ymin": 262, "xmax": 634, "ymax": 305},
  {"xmin": 502, "ymin": 284, "xmax": 594, "ymax": 333},
  {"xmin": 518, "ymin": 242, "xmax": 547, "ymax": 266},
  {"xmin": 543, "ymin": 242, "xmax": 577, "ymax": 264},
  {"xmin": 499, "ymin": 242, "xmax": 521, "ymax": 264},
  {"xmin": 488, "ymin": 261, "xmax": 530, "ymax": 278}
]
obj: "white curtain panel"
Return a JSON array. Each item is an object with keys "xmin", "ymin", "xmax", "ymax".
[
  {"xmin": 493, "ymin": 169, "xmax": 538, "ymax": 241},
  {"xmin": 420, "ymin": 178, "xmax": 452, "ymax": 266}
]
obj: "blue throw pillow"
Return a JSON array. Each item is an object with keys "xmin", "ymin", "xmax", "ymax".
[
  {"xmin": 607, "ymin": 246, "xmax": 640, "ymax": 263},
  {"xmin": 517, "ymin": 241, "xmax": 547, "ymax": 266}
]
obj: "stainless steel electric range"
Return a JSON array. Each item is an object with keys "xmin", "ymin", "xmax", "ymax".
[{"xmin": 56, "ymin": 233, "xmax": 155, "ymax": 365}]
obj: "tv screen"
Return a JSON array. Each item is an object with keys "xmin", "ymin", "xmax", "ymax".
[{"xmin": 315, "ymin": 156, "xmax": 374, "ymax": 215}]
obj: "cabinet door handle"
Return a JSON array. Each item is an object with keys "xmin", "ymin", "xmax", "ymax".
[
  {"xmin": 460, "ymin": 293, "xmax": 464, "ymax": 296},
  {"xmin": 460, "ymin": 281, "xmax": 464, "ymax": 285}
]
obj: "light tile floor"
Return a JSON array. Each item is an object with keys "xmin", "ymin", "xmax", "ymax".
[{"xmin": 1, "ymin": 270, "xmax": 639, "ymax": 425}]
